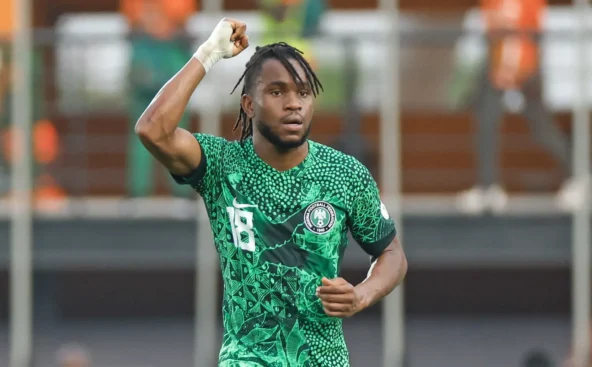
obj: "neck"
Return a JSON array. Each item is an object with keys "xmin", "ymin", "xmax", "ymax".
[{"xmin": 252, "ymin": 136, "xmax": 309, "ymax": 171}]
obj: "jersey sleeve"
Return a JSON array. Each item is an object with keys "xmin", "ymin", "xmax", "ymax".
[
  {"xmin": 170, "ymin": 133, "xmax": 227, "ymax": 196},
  {"xmin": 347, "ymin": 166, "xmax": 397, "ymax": 258}
]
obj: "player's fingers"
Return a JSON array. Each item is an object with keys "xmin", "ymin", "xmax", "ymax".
[
  {"xmin": 317, "ymin": 293, "xmax": 353, "ymax": 303},
  {"xmin": 316, "ymin": 285, "xmax": 346, "ymax": 295},
  {"xmin": 321, "ymin": 277, "xmax": 333, "ymax": 286},
  {"xmin": 318, "ymin": 277, "xmax": 351, "ymax": 291},
  {"xmin": 232, "ymin": 35, "xmax": 249, "ymax": 56},
  {"xmin": 331, "ymin": 277, "xmax": 348, "ymax": 284},
  {"xmin": 322, "ymin": 301, "xmax": 353, "ymax": 313},
  {"xmin": 321, "ymin": 277, "xmax": 347, "ymax": 286},
  {"xmin": 222, "ymin": 18, "xmax": 243, "ymax": 29},
  {"xmin": 240, "ymin": 35, "xmax": 249, "ymax": 49},
  {"xmin": 222, "ymin": 18, "xmax": 236, "ymax": 33},
  {"xmin": 317, "ymin": 282, "xmax": 354, "ymax": 295},
  {"xmin": 225, "ymin": 19, "xmax": 246, "ymax": 41}
]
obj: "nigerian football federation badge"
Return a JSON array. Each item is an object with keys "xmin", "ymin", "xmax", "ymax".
[{"xmin": 304, "ymin": 201, "xmax": 336, "ymax": 234}]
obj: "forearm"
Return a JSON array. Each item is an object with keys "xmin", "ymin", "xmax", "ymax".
[
  {"xmin": 355, "ymin": 241, "xmax": 407, "ymax": 310},
  {"xmin": 135, "ymin": 58, "xmax": 205, "ymax": 139}
]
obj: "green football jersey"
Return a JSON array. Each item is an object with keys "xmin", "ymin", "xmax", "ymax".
[{"xmin": 173, "ymin": 134, "xmax": 397, "ymax": 367}]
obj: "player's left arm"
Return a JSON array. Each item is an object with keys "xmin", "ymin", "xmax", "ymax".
[
  {"xmin": 317, "ymin": 236, "xmax": 407, "ymax": 318},
  {"xmin": 357, "ymin": 235, "xmax": 407, "ymax": 304},
  {"xmin": 317, "ymin": 167, "xmax": 407, "ymax": 318}
]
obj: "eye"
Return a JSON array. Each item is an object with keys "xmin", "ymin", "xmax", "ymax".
[
  {"xmin": 299, "ymin": 90, "xmax": 309, "ymax": 97},
  {"xmin": 270, "ymin": 90, "xmax": 282, "ymax": 96}
]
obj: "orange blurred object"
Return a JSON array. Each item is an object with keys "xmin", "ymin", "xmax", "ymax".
[
  {"xmin": 1, "ymin": 121, "xmax": 66, "ymax": 206},
  {"xmin": 35, "ymin": 174, "xmax": 67, "ymax": 203},
  {"xmin": 2, "ymin": 119, "xmax": 59, "ymax": 164},
  {"xmin": 481, "ymin": 0, "xmax": 545, "ymax": 88},
  {"xmin": 2, "ymin": 177, "xmax": 67, "ymax": 210},
  {"xmin": 34, "ymin": 119, "xmax": 59, "ymax": 164},
  {"xmin": 120, "ymin": 0, "xmax": 197, "ymax": 26},
  {"xmin": 0, "ymin": 0, "xmax": 13, "ymax": 38}
]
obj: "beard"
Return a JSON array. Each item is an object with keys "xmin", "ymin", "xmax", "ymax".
[{"xmin": 255, "ymin": 120, "xmax": 311, "ymax": 151}]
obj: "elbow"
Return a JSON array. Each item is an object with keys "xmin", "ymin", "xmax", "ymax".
[
  {"xmin": 134, "ymin": 118, "xmax": 153, "ymax": 141},
  {"xmin": 135, "ymin": 115, "xmax": 166, "ymax": 146}
]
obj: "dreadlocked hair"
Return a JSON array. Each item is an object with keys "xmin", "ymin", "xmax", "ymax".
[{"xmin": 230, "ymin": 42, "xmax": 323, "ymax": 142}]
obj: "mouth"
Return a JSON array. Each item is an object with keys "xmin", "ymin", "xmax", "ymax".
[
  {"xmin": 282, "ymin": 115, "xmax": 303, "ymax": 125},
  {"xmin": 281, "ymin": 116, "xmax": 304, "ymax": 133}
]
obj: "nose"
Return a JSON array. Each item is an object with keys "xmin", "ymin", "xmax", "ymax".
[{"xmin": 284, "ymin": 93, "xmax": 302, "ymax": 111}]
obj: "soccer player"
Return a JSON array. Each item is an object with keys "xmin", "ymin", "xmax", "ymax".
[{"xmin": 135, "ymin": 18, "xmax": 408, "ymax": 366}]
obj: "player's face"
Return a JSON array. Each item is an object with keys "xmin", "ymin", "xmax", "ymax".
[{"xmin": 247, "ymin": 58, "xmax": 314, "ymax": 150}]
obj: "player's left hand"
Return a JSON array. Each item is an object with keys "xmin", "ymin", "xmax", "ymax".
[{"xmin": 316, "ymin": 277, "xmax": 364, "ymax": 318}]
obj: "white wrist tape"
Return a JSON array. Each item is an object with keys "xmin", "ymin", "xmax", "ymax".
[
  {"xmin": 193, "ymin": 20, "xmax": 235, "ymax": 73},
  {"xmin": 193, "ymin": 46, "xmax": 219, "ymax": 73}
]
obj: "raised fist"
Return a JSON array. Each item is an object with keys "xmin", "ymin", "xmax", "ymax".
[{"xmin": 194, "ymin": 18, "xmax": 249, "ymax": 72}]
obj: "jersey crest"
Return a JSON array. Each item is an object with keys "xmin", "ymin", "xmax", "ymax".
[{"xmin": 304, "ymin": 201, "xmax": 336, "ymax": 234}]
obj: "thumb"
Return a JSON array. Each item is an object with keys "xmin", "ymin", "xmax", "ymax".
[{"xmin": 321, "ymin": 277, "xmax": 334, "ymax": 286}]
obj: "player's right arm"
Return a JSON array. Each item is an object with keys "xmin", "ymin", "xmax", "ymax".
[{"xmin": 135, "ymin": 18, "xmax": 249, "ymax": 177}]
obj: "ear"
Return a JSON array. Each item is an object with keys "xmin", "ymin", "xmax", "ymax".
[{"xmin": 241, "ymin": 94, "xmax": 255, "ymax": 119}]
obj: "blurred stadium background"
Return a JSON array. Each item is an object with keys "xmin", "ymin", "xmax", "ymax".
[{"xmin": 0, "ymin": 0, "xmax": 591, "ymax": 366}]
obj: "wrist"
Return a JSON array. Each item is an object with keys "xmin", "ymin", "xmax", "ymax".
[
  {"xmin": 193, "ymin": 43, "xmax": 222, "ymax": 73},
  {"xmin": 353, "ymin": 284, "xmax": 371, "ymax": 313}
]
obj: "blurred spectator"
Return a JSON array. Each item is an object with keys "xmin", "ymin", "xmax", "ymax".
[
  {"xmin": 522, "ymin": 348, "xmax": 555, "ymax": 367},
  {"xmin": 0, "ymin": 0, "xmax": 12, "ymax": 41},
  {"xmin": 55, "ymin": 343, "xmax": 91, "ymax": 367},
  {"xmin": 0, "ymin": 37, "xmax": 66, "ymax": 205},
  {"xmin": 121, "ymin": 0, "xmax": 195, "ymax": 198},
  {"xmin": 455, "ymin": 0, "xmax": 583, "ymax": 214},
  {"xmin": 258, "ymin": 0, "xmax": 328, "ymax": 66}
]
